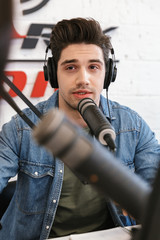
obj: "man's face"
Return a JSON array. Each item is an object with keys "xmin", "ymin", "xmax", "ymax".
[{"xmin": 57, "ymin": 43, "xmax": 105, "ymax": 111}]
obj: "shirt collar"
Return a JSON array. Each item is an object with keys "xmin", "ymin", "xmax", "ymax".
[
  {"xmin": 99, "ymin": 94, "xmax": 116, "ymax": 121},
  {"xmin": 43, "ymin": 91, "xmax": 116, "ymax": 121}
]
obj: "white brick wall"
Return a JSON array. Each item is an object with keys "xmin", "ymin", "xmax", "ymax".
[{"xmin": 1, "ymin": 0, "xmax": 160, "ymax": 142}]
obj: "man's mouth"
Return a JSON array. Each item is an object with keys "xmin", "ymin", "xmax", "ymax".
[
  {"xmin": 75, "ymin": 92, "xmax": 89, "ymax": 94},
  {"xmin": 73, "ymin": 90, "xmax": 92, "ymax": 94},
  {"xmin": 72, "ymin": 90, "xmax": 92, "ymax": 99}
]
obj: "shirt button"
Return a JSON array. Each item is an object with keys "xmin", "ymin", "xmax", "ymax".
[
  {"xmin": 59, "ymin": 169, "xmax": 63, "ymax": 173},
  {"xmin": 53, "ymin": 199, "xmax": 56, "ymax": 203},
  {"xmin": 35, "ymin": 171, "xmax": 38, "ymax": 176},
  {"xmin": 46, "ymin": 225, "xmax": 50, "ymax": 230}
]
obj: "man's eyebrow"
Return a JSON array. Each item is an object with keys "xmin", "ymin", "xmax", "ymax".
[
  {"xmin": 60, "ymin": 59, "xmax": 104, "ymax": 66},
  {"xmin": 89, "ymin": 59, "xmax": 104, "ymax": 65},
  {"xmin": 60, "ymin": 59, "xmax": 78, "ymax": 65}
]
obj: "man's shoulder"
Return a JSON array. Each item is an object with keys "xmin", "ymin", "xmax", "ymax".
[
  {"xmin": 110, "ymin": 100, "xmax": 140, "ymax": 116},
  {"xmin": 100, "ymin": 95, "xmax": 141, "ymax": 120},
  {"xmin": 12, "ymin": 91, "xmax": 59, "ymax": 128},
  {"xmin": 34, "ymin": 90, "xmax": 58, "ymax": 114}
]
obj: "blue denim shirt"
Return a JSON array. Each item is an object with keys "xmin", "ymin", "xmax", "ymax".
[{"xmin": 0, "ymin": 91, "xmax": 160, "ymax": 239}]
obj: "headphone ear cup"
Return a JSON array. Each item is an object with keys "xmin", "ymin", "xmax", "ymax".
[
  {"xmin": 104, "ymin": 58, "xmax": 117, "ymax": 89},
  {"xmin": 43, "ymin": 65, "xmax": 48, "ymax": 81},
  {"xmin": 47, "ymin": 57, "xmax": 58, "ymax": 88},
  {"xmin": 43, "ymin": 57, "xmax": 58, "ymax": 88},
  {"xmin": 112, "ymin": 64, "xmax": 117, "ymax": 83},
  {"xmin": 104, "ymin": 59, "xmax": 111, "ymax": 89}
]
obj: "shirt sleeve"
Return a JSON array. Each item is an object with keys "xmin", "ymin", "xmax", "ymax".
[
  {"xmin": 0, "ymin": 115, "xmax": 20, "ymax": 193},
  {"xmin": 134, "ymin": 117, "xmax": 160, "ymax": 185}
]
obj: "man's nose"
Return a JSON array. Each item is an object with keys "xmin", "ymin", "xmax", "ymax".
[{"xmin": 75, "ymin": 68, "xmax": 90, "ymax": 86}]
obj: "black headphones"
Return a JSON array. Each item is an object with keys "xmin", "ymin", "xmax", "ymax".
[{"xmin": 43, "ymin": 45, "xmax": 117, "ymax": 89}]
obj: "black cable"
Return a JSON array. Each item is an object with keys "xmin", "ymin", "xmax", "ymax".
[{"xmin": 106, "ymin": 89, "xmax": 112, "ymax": 120}]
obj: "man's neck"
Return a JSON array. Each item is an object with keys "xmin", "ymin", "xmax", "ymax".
[
  {"xmin": 59, "ymin": 103, "xmax": 87, "ymax": 128},
  {"xmin": 65, "ymin": 108, "xmax": 87, "ymax": 128}
]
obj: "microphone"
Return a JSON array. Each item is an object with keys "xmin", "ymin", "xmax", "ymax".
[
  {"xmin": 77, "ymin": 98, "xmax": 116, "ymax": 151},
  {"xmin": 33, "ymin": 109, "xmax": 151, "ymax": 221},
  {"xmin": 0, "ymin": 1, "xmax": 12, "ymax": 78}
]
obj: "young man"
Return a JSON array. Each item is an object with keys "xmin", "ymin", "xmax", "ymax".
[{"xmin": 0, "ymin": 18, "xmax": 160, "ymax": 240}]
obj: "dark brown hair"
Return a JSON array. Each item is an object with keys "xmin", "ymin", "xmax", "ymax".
[{"xmin": 50, "ymin": 18, "xmax": 112, "ymax": 66}]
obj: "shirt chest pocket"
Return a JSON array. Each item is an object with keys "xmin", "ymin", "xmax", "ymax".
[{"xmin": 16, "ymin": 162, "xmax": 54, "ymax": 214}]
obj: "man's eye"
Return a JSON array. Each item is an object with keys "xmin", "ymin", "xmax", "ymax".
[
  {"xmin": 66, "ymin": 65, "xmax": 75, "ymax": 70},
  {"xmin": 90, "ymin": 65, "xmax": 98, "ymax": 70}
]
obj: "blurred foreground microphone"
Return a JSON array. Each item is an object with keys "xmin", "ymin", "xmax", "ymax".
[
  {"xmin": 0, "ymin": 0, "xmax": 12, "ymax": 79},
  {"xmin": 33, "ymin": 109, "xmax": 151, "ymax": 221},
  {"xmin": 78, "ymin": 98, "xmax": 116, "ymax": 151}
]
